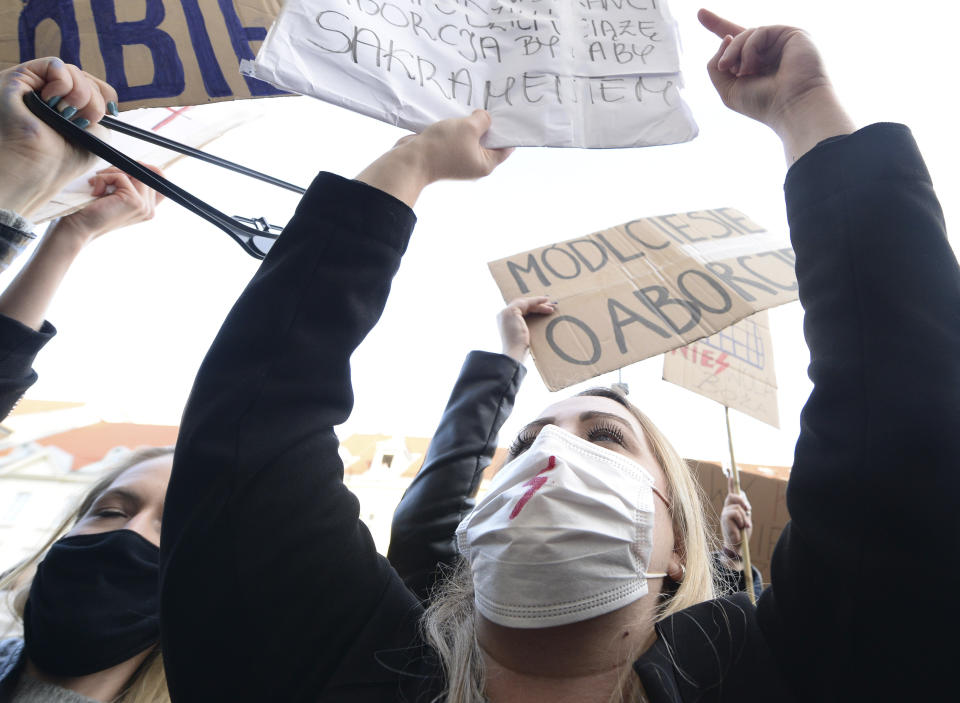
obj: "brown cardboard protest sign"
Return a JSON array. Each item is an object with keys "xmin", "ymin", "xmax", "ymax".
[
  {"xmin": 488, "ymin": 208, "xmax": 798, "ymax": 391},
  {"xmin": 663, "ymin": 311, "xmax": 779, "ymax": 427},
  {"xmin": 687, "ymin": 458, "xmax": 790, "ymax": 583},
  {"xmin": 0, "ymin": 1, "xmax": 284, "ymax": 109}
]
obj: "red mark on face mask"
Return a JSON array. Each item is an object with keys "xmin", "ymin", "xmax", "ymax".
[{"xmin": 509, "ymin": 455, "xmax": 557, "ymax": 520}]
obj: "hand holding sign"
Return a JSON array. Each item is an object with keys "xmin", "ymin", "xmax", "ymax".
[
  {"xmin": 0, "ymin": 58, "xmax": 116, "ymax": 217},
  {"xmin": 699, "ymin": 9, "xmax": 856, "ymax": 163},
  {"xmin": 498, "ymin": 296, "xmax": 558, "ymax": 362},
  {"xmin": 357, "ymin": 110, "xmax": 512, "ymax": 208},
  {"xmin": 721, "ymin": 479, "xmax": 753, "ymax": 560}
]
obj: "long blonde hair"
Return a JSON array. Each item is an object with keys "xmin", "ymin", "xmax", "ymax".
[
  {"xmin": 0, "ymin": 447, "xmax": 174, "ymax": 703},
  {"xmin": 421, "ymin": 388, "xmax": 717, "ymax": 703}
]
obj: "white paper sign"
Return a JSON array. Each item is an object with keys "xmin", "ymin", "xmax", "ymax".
[{"xmin": 242, "ymin": 0, "xmax": 697, "ymax": 148}]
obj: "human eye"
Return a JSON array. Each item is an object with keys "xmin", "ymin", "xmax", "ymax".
[
  {"xmin": 508, "ymin": 428, "xmax": 540, "ymax": 458},
  {"xmin": 585, "ymin": 421, "xmax": 625, "ymax": 447}
]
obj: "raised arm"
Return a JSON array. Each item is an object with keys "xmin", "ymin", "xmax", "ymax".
[
  {"xmin": 0, "ymin": 59, "xmax": 117, "ymax": 419},
  {"xmin": 701, "ymin": 9, "xmax": 960, "ymax": 693},
  {"xmin": 388, "ymin": 297, "xmax": 554, "ymax": 600},
  {"xmin": 159, "ymin": 112, "xmax": 511, "ymax": 702}
]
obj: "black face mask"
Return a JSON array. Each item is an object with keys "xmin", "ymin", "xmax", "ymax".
[{"xmin": 23, "ymin": 529, "xmax": 160, "ymax": 677}]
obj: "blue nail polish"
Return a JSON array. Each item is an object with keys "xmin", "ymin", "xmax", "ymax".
[
  {"xmin": 72, "ymin": 118, "xmax": 90, "ymax": 129},
  {"xmin": 60, "ymin": 105, "xmax": 77, "ymax": 119},
  {"xmin": 107, "ymin": 101, "xmax": 119, "ymax": 117},
  {"xmin": 46, "ymin": 95, "xmax": 62, "ymax": 108}
]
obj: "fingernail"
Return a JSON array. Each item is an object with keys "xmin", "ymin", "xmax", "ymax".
[
  {"xmin": 46, "ymin": 95, "xmax": 62, "ymax": 108},
  {"xmin": 550, "ymin": 300, "xmax": 559, "ymax": 305},
  {"xmin": 107, "ymin": 101, "xmax": 119, "ymax": 116},
  {"xmin": 60, "ymin": 105, "xmax": 78, "ymax": 119},
  {"xmin": 72, "ymin": 117, "xmax": 90, "ymax": 129}
]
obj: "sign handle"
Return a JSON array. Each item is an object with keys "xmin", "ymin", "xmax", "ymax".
[{"xmin": 724, "ymin": 405, "xmax": 756, "ymax": 604}]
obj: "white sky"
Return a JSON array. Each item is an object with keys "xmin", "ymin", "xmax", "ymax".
[{"xmin": 19, "ymin": 0, "xmax": 959, "ymax": 468}]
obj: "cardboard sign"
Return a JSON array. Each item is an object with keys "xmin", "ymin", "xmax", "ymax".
[
  {"xmin": 241, "ymin": 0, "xmax": 697, "ymax": 148},
  {"xmin": 488, "ymin": 208, "xmax": 798, "ymax": 391},
  {"xmin": 663, "ymin": 311, "xmax": 779, "ymax": 427},
  {"xmin": 687, "ymin": 458, "xmax": 790, "ymax": 584},
  {"xmin": 0, "ymin": 0, "xmax": 285, "ymax": 109}
]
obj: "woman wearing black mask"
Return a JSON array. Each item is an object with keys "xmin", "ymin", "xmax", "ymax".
[{"xmin": 0, "ymin": 447, "xmax": 172, "ymax": 703}]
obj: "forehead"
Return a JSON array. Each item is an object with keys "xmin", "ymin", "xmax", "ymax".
[
  {"xmin": 103, "ymin": 455, "xmax": 172, "ymax": 497},
  {"xmin": 537, "ymin": 395, "xmax": 643, "ymax": 434}
]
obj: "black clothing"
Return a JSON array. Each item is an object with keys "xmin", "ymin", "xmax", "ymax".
[
  {"xmin": 389, "ymin": 350, "xmax": 762, "ymax": 603},
  {"xmin": 0, "ymin": 316, "xmax": 54, "ymax": 421},
  {"xmin": 0, "ymin": 639, "xmax": 27, "ymax": 702},
  {"xmin": 160, "ymin": 124, "xmax": 959, "ymax": 703},
  {"xmin": 388, "ymin": 350, "xmax": 525, "ymax": 602}
]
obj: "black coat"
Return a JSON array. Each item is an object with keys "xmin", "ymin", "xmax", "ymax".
[{"xmin": 160, "ymin": 124, "xmax": 960, "ymax": 702}]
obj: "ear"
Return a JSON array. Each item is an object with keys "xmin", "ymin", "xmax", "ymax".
[{"xmin": 667, "ymin": 553, "xmax": 685, "ymax": 583}]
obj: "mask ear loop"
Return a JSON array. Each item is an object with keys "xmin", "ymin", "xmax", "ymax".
[{"xmin": 644, "ymin": 484, "xmax": 675, "ymax": 580}]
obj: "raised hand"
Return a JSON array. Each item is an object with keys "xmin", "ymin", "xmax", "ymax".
[
  {"xmin": 720, "ymin": 477, "xmax": 753, "ymax": 559},
  {"xmin": 0, "ymin": 58, "xmax": 118, "ymax": 217},
  {"xmin": 698, "ymin": 9, "xmax": 855, "ymax": 163},
  {"xmin": 497, "ymin": 296, "xmax": 557, "ymax": 362},
  {"xmin": 52, "ymin": 165, "xmax": 165, "ymax": 246},
  {"xmin": 356, "ymin": 110, "xmax": 513, "ymax": 208}
]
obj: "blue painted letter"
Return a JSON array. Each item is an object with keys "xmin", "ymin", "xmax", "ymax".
[
  {"xmin": 18, "ymin": 0, "xmax": 81, "ymax": 65},
  {"xmin": 91, "ymin": 0, "xmax": 185, "ymax": 101}
]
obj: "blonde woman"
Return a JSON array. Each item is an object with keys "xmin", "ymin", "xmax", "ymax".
[
  {"xmin": 0, "ymin": 447, "xmax": 172, "ymax": 702},
  {"xmin": 389, "ymin": 296, "xmax": 762, "ymax": 605},
  {"xmin": 160, "ymin": 9, "xmax": 958, "ymax": 703}
]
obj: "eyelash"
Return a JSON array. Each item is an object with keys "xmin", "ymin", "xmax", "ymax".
[
  {"xmin": 509, "ymin": 430, "xmax": 537, "ymax": 458},
  {"xmin": 93, "ymin": 508, "xmax": 126, "ymax": 519},
  {"xmin": 586, "ymin": 422, "xmax": 625, "ymax": 447},
  {"xmin": 508, "ymin": 422, "xmax": 626, "ymax": 458}
]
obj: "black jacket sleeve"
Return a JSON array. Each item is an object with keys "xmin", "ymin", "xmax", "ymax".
[
  {"xmin": 159, "ymin": 174, "xmax": 426, "ymax": 702},
  {"xmin": 756, "ymin": 124, "xmax": 960, "ymax": 696},
  {"xmin": 0, "ymin": 316, "xmax": 55, "ymax": 420},
  {"xmin": 388, "ymin": 350, "xmax": 525, "ymax": 601}
]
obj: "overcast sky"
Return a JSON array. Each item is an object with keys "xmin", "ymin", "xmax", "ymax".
[{"xmin": 20, "ymin": 0, "xmax": 959, "ymax": 468}]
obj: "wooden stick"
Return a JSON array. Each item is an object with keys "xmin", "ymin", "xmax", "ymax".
[{"xmin": 724, "ymin": 406, "xmax": 756, "ymax": 604}]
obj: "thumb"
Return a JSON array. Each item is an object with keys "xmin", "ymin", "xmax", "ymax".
[{"xmin": 467, "ymin": 109, "xmax": 492, "ymax": 134}]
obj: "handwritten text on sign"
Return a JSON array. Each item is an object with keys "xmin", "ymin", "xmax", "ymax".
[
  {"xmin": 663, "ymin": 311, "xmax": 780, "ymax": 427},
  {"xmin": 1, "ymin": 0, "xmax": 285, "ymax": 109},
  {"xmin": 243, "ymin": 0, "xmax": 697, "ymax": 147},
  {"xmin": 488, "ymin": 209, "xmax": 798, "ymax": 391}
]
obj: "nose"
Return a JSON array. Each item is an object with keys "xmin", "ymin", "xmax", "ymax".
[{"xmin": 125, "ymin": 511, "xmax": 161, "ymax": 547}]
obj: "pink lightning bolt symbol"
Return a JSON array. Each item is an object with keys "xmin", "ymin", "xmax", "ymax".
[{"xmin": 509, "ymin": 455, "xmax": 557, "ymax": 520}]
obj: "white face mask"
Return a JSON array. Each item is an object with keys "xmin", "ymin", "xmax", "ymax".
[{"xmin": 455, "ymin": 424, "xmax": 670, "ymax": 629}]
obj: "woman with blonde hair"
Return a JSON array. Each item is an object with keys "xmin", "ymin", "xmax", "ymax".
[
  {"xmin": 160, "ymin": 9, "xmax": 959, "ymax": 703},
  {"xmin": 0, "ymin": 447, "xmax": 172, "ymax": 702}
]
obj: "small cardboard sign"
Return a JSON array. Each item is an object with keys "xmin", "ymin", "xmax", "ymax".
[
  {"xmin": 663, "ymin": 311, "xmax": 779, "ymax": 427},
  {"xmin": 488, "ymin": 208, "xmax": 798, "ymax": 391},
  {"xmin": 241, "ymin": 0, "xmax": 696, "ymax": 148},
  {"xmin": 0, "ymin": 0, "xmax": 285, "ymax": 109},
  {"xmin": 687, "ymin": 458, "xmax": 790, "ymax": 583}
]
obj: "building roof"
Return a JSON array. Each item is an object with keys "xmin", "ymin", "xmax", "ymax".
[
  {"xmin": 34, "ymin": 422, "xmax": 179, "ymax": 469},
  {"xmin": 7, "ymin": 399, "xmax": 86, "ymax": 416}
]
